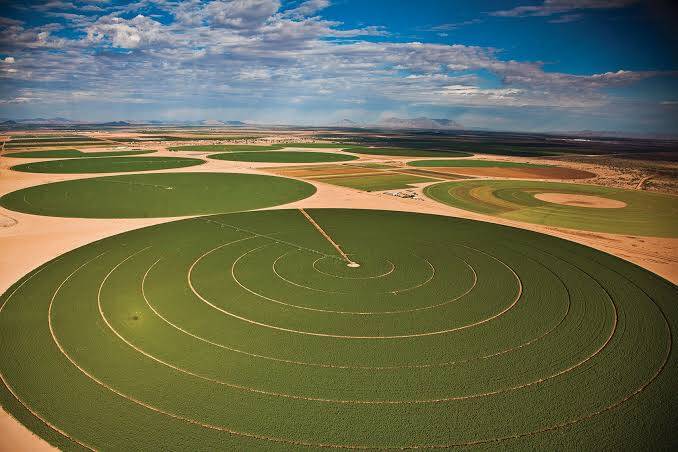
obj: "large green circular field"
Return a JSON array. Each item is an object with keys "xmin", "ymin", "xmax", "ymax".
[
  {"xmin": 10, "ymin": 156, "xmax": 204, "ymax": 174},
  {"xmin": 6, "ymin": 149, "xmax": 154, "ymax": 158},
  {"xmin": 0, "ymin": 173, "xmax": 316, "ymax": 218},
  {"xmin": 210, "ymin": 151, "xmax": 358, "ymax": 163},
  {"xmin": 425, "ymin": 180, "xmax": 678, "ymax": 237},
  {"xmin": 1, "ymin": 209, "xmax": 675, "ymax": 449}
]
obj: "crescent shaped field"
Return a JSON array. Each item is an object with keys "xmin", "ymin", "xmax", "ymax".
[
  {"xmin": 0, "ymin": 173, "xmax": 316, "ymax": 218},
  {"xmin": 0, "ymin": 209, "xmax": 675, "ymax": 450},
  {"xmin": 424, "ymin": 180, "xmax": 678, "ymax": 237},
  {"xmin": 9, "ymin": 156, "xmax": 205, "ymax": 174}
]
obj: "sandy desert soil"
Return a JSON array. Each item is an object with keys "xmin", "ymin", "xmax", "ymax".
[
  {"xmin": 543, "ymin": 155, "xmax": 678, "ymax": 195},
  {"xmin": 396, "ymin": 151, "xmax": 678, "ymax": 195},
  {"xmin": 0, "ymin": 409, "xmax": 56, "ymax": 452},
  {"xmin": 1, "ymin": 141, "xmax": 677, "ymax": 450},
  {"xmin": 271, "ymin": 166, "xmax": 382, "ymax": 177}
]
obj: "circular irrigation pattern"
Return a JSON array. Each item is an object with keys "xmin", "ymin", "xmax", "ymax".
[
  {"xmin": 0, "ymin": 172, "xmax": 316, "ymax": 218},
  {"xmin": 1, "ymin": 209, "xmax": 675, "ymax": 450},
  {"xmin": 209, "ymin": 150, "xmax": 358, "ymax": 163},
  {"xmin": 6, "ymin": 149, "xmax": 154, "ymax": 159},
  {"xmin": 425, "ymin": 180, "xmax": 678, "ymax": 237},
  {"xmin": 10, "ymin": 156, "xmax": 204, "ymax": 174}
]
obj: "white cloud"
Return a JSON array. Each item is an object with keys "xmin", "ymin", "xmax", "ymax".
[
  {"xmin": 204, "ymin": 0, "xmax": 280, "ymax": 29},
  {"xmin": 86, "ymin": 14, "xmax": 166, "ymax": 48},
  {"xmin": 0, "ymin": 0, "xmax": 673, "ymax": 126},
  {"xmin": 284, "ymin": 0, "xmax": 330, "ymax": 18},
  {"xmin": 237, "ymin": 68, "xmax": 271, "ymax": 80},
  {"xmin": 3, "ymin": 56, "xmax": 15, "ymax": 63},
  {"xmin": 0, "ymin": 96, "xmax": 35, "ymax": 104},
  {"xmin": 31, "ymin": 1, "xmax": 78, "ymax": 12},
  {"xmin": 491, "ymin": 0, "xmax": 638, "ymax": 18}
]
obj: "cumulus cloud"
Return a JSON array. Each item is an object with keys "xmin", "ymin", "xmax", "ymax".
[
  {"xmin": 86, "ymin": 14, "xmax": 166, "ymax": 48},
  {"xmin": 204, "ymin": 0, "xmax": 280, "ymax": 28},
  {"xmin": 0, "ymin": 0, "xmax": 673, "ymax": 124},
  {"xmin": 3, "ymin": 56, "xmax": 15, "ymax": 63}
]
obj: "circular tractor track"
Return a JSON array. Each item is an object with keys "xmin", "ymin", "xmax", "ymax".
[{"xmin": 1, "ymin": 209, "xmax": 676, "ymax": 449}]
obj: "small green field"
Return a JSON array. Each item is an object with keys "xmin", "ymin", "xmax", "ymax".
[
  {"xmin": 4, "ymin": 141, "xmax": 110, "ymax": 148},
  {"xmin": 313, "ymin": 172, "xmax": 438, "ymax": 191},
  {"xmin": 425, "ymin": 180, "xmax": 678, "ymax": 237},
  {"xmin": 0, "ymin": 209, "xmax": 675, "ymax": 449},
  {"xmin": 169, "ymin": 144, "xmax": 283, "ymax": 152},
  {"xmin": 409, "ymin": 159, "xmax": 548, "ymax": 168},
  {"xmin": 278, "ymin": 142, "xmax": 348, "ymax": 148},
  {"xmin": 10, "ymin": 156, "xmax": 204, "ymax": 174},
  {"xmin": 210, "ymin": 151, "xmax": 358, "ymax": 163},
  {"xmin": 5, "ymin": 149, "xmax": 153, "ymax": 158},
  {"xmin": 0, "ymin": 173, "xmax": 316, "ymax": 218},
  {"xmin": 6, "ymin": 137, "xmax": 105, "ymax": 144},
  {"xmin": 344, "ymin": 146, "xmax": 472, "ymax": 158}
]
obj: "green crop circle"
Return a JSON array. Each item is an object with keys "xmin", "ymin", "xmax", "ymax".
[
  {"xmin": 209, "ymin": 151, "xmax": 358, "ymax": 163},
  {"xmin": 6, "ymin": 149, "xmax": 154, "ymax": 159},
  {"xmin": 425, "ymin": 180, "xmax": 678, "ymax": 237},
  {"xmin": 0, "ymin": 172, "xmax": 316, "ymax": 218},
  {"xmin": 10, "ymin": 156, "xmax": 204, "ymax": 174},
  {"xmin": 1, "ymin": 209, "xmax": 675, "ymax": 449}
]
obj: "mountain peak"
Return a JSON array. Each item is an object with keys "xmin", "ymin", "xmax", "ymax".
[{"xmin": 378, "ymin": 117, "xmax": 462, "ymax": 130}]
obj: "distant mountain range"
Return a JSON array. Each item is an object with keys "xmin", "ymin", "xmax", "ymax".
[
  {"xmin": 0, "ymin": 118, "xmax": 247, "ymax": 126},
  {"xmin": 1, "ymin": 117, "xmax": 78, "ymax": 125},
  {"xmin": 1, "ymin": 117, "xmax": 674, "ymax": 139},
  {"xmin": 331, "ymin": 117, "xmax": 463, "ymax": 130},
  {"xmin": 334, "ymin": 119, "xmax": 361, "ymax": 128},
  {"xmin": 378, "ymin": 117, "xmax": 463, "ymax": 130}
]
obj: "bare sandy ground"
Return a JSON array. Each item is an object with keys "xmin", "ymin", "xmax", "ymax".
[
  {"xmin": 534, "ymin": 193, "xmax": 627, "ymax": 208},
  {"xmin": 1, "ymin": 144, "xmax": 676, "ymax": 450},
  {"xmin": 0, "ymin": 409, "xmax": 56, "ymax": 452}
]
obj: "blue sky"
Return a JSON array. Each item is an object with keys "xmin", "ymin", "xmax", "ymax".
[{"xmin": 0, "ymin": 0, "xmax": 677, "ymax": 133}]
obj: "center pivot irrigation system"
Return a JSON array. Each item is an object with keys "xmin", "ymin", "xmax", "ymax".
[{"xmin": 1, "ymin": 209, "xmax": 675, "ymax": 450}]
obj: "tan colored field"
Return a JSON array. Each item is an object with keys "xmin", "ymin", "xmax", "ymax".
[
  {"xmin": 397, "ymin": 168, "xmax": 473, "ymax": 180},
  {"xmin": 534, "ymin": 193, "xmax": 627, "ymax": 208},
  {"xmin": 426, "ymin": 166, "xmax": 595, "ymax": 179},
  {"xmin": 271, "ymin": 166, "xmax": 382, "ymax": 178}
]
